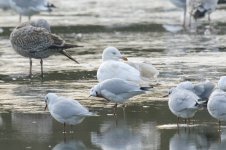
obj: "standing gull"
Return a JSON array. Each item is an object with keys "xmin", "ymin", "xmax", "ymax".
[
  {"xmin": 169, "ymin": 0, "xmax": 187, "ymax": 26},
  {"xmin": 10, "ymin": 19, "xmax": 80, "ymax": 79},
  {"xmin": 44, "ymin": 93, "xmax": 95, "ymax": 133},
  {"xmin": 9, "ymin": 0, "xmax": 55, "ymax": 22},
  {"xmin": 0, "ymin": 0, "xmax": 10, "ymax": 10},
  {"xmin": 207, "ymin": 76, "xmax": 226, "ymax": 130},
  {"xmin": 97, "ymin": 47, "xmax": 159, "ymax": 85},
  {"xmin": 167, "ymin": 87, "xmax": 203, "ymax": 125},
  {"xmin": 187, "ymin": 0, "xmax": 219, "ymax": 24},
  {"xmin": 90, "ymin": 78, "xmax": 151, "ymax": 114}
]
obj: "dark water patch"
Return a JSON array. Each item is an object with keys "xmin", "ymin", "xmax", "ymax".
[
  {"xmin": 0, "ymin": 70, "xmax": 96, "ymax": 83},
  {"xmin": 218, "ymin": 46, "xmax": 226, "ymax": 52},
  {"xmin": 43, "ymin": 70, "xmax": 96, "ymax": 81},
  {"xmin": 49, "ymin": 23, "xmax": 166, "ymax": 33}
]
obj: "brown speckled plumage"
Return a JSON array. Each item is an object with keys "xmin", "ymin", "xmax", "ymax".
[{"xmin": 10, "ymin": 19, "xmax": 80, "ymax": 79}]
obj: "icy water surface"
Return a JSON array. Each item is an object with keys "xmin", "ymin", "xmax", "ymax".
[{"xmin": 0, "ymin": 0, "xmax": 226, "ymax": 149}]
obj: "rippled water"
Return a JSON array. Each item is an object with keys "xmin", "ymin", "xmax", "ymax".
[
  {"xmin": 0, "ymin": 104, "xmax": 220, "ymax": 150},
  {"xmin": 0, "ymin": 0, "xmax": 226, "ymax": 149},
  {"xmin": 0, "ymin": 104, "xmax": 225, "ymax": 150}
]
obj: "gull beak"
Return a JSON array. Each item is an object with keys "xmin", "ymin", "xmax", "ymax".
[
  {"xmin": 44, "ymin": 103, "xmax": 48, "ymax": 111},
  {"xmin": 121, "ymin": 56, "xmax": 128, "ymax": 61},
  {"xmin": 162, "ymin": 94, "xmax": 168, "ymax": 98}
]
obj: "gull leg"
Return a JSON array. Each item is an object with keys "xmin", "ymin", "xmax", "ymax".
[
  {"xmin": 177, "ymin": 117, "xmax": 180, "ymax": 127},
  {"xmin": 208, "ymin": 14, "xmax": 211, "ymax": 25},
  {"xmin": 40, "ymin": 59, "xmax": 44, "ymax": 80},
  {"xmin": 29, "ymin": 58, "xmax": 32, "ymax": 78},
  {"xmin": 218, "ymin": 120, "xmax": 221, "ymax": 132},
  {"xmin": 63, "ymin": 122, "xmax": 66, "ymax": 134},
  {"xmin": 177, "ymin": 117, "xmax": 180, "ymax": 133},
  {"xmin": 19, "ymin": 15, "xmax": 22, "ymax": 23},
  {"xmin": 183, "ymin": 6, "xmax": 187, "ymax": 28},
  {"xmin": 28, "ymin": 16, "xmax": 31, "ymax": 22},
  {"xmin": 113, "ymin": 103, "xmax": 118, "ymax": 116},
  {"xmin": 70, "ymin": 125, "xmax": 74, "ymax": 134}
]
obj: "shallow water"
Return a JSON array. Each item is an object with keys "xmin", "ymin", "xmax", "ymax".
[
  {"xmin": 0, "ymin": 0, "xmax": 226, "ymax": 149},
  {"xmin": 0, "ymin": 104, "xmax": 225, "ymax": 150}
]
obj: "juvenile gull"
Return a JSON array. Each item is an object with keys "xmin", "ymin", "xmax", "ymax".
[
  {"xmin": 207, "ymin": 76, "xmax": 226, "ymax": 130},
  {"xmin": 10, "ymin": 19, "xmax": 80, "ymax": 79},
  {"xmin": 97, "ymin": 47, "xmax": 159, "ymax": 85},
  {"xmin": 90, "ymin": 78, "xmax": 150, "ymax": 114},
  {"xmin": 44, "ymin": 93, "xmax": 95, "ymax": 133},
  {"xmin": 9, "ymin": 0, "xmax": 55, "ymax": 22}
]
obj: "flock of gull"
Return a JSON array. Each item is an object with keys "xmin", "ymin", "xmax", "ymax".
[{"xmin": 1, "ymin": 0, "xmax": 226, "ymax": 133}]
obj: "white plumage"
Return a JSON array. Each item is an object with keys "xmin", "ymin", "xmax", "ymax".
[
  {"xmin": 168, "ymin": 87, "xmax": 200, "ymax": 119},
  {"xmin": 45, "ymin": 93, "xmax": 95, "ymax": 132},
  {"xmin": 97, "ymin": 47, "xmax": 159, "ymax": 85}
]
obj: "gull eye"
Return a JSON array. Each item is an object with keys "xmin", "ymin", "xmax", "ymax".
[{"xmin": 112, "ymin": 52, "xmax": 116, "ymax": 55}]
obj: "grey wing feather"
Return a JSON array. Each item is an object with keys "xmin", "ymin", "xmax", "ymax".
[
  {"xmin": 52, "ymin": 99, "xmax": 92, "ymax": 118},
  {"xmin": 194, "ymin": 82, "xmax": 215, "ymax": 99},
  {"xmin": 11, "ymin": 0, "xmax": 45, "ymax": 8},
  {"xmin": 100, "ymin": 79, "xmax": 142, "ymax": 95}
]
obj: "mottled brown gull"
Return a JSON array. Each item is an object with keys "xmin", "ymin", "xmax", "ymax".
[{"xmin": 10, "ymin": 19, "xmax": 80, "ymax": 79}]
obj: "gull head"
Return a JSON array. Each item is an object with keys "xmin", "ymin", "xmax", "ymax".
[
  {"xmin": 177, "ymin": 81, "xmax": 194, "ymax": 91},
  {"xmin": 168, "ymin": 87, "xmax": 176, "ymax": 95},
  {"xmin": 102, "ymin": 47, "xmax": 127, "ymax": 61},
  {"xmin": 218, "ymin": 76, "xmax": 226, "ymax": 91},
  {"xmin": 44, "ymin": 93, "xmax": 58, "ymax": 110},
  {"xmin": 30, "ymin": 19, "xmax": 51, "ymax": 32},
  {"xmin": 89, "ymin": 85, "xmax": 99, "ymax": 97},
  {"xmin": 163, "ymin": 87, "xmax": 176, "ymax": 97}
]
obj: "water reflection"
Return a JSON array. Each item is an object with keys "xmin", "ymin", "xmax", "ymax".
[
  {"xmin": 170, "ymin": 131, "xmax": 209, "ymax": 150},
  {"xmin": 11, "ymin": 113, "xmax": 53, "ymax": 140},
  {"xmin": 209, "ymin": 128, "xmax": 226, "ymax": 150},
  {"xmin": 0, "ymin": 107, "xmax": 226, "ymax": 149},
  {"xmin": 52, "ymin": 140, "xmax": 86, "ymax": 150},
  {"xmin": 91, "ymin": 118, "xmax": 160, "ymax": 150}
]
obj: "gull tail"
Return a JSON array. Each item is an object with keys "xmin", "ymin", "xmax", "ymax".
[
  {"xmin": 49, "ymin": 43, "xmax": 83, "ymax": 50},
  {"xmin": 60, "ymin": 50, "xmax": 79, "ymax": 64},
  {"xmin": 62, "ymin": 43, "xmax": 83, "ymax": 49},
  {"xmin": 140, "ymin": 86, "xmax": 153, "ymax": 91},
  {"xmin": 195, "ymin": 99, "xmax": 208, "ymax": 108}
]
